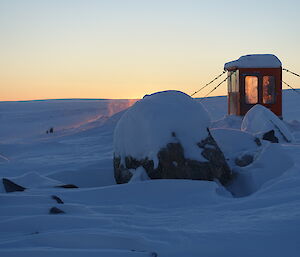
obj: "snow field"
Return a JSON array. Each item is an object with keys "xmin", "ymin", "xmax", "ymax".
[{"xmin": 0, "ymin": 91, "xmax": 300, "ymax": 256}]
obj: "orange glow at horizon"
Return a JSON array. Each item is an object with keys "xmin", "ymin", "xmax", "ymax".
[{"xmin": 1, "ymin": 1, "xmax": 299, "ymax": 101}]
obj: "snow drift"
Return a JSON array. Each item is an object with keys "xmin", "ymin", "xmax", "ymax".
[{"xmin": 241, "ymin": 104, "xmax": 294, "ymax": 143}]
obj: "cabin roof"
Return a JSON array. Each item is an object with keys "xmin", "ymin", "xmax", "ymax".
[{"xmin": 224, "ymin": 54, "xmax": 282, "ymax": 70}]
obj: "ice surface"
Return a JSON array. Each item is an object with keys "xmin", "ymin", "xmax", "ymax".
[
  {"xmin": 1, "ymin": 90, "xmax": 300, "ymax": 257},
  {"xmin": 224, "ymin": 54, "xmax": 282, "ymax": 70},
  {"xmin": 114, "ymin": 90, "xmax": 211, "ymax": 167}
]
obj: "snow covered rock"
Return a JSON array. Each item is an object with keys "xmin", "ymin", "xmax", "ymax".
[
  {"xmin": 210, "ymin": 128, "xmax": 263, "ymax": 168},
  {"xmin": 241, "ymin": 105, "xmax": 294, "ymax": 143},
  {"xmin": 113, "ymin": 90, "xmax": 231, "ymax": 185}
]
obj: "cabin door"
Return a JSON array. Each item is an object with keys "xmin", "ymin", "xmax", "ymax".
[{"xmin": 242, "ymin": 73, "xmax": 276, "ymax": 114}]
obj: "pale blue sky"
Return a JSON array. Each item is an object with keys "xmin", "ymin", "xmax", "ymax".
[{"xmin": 0, "ymin": 0, "xmax": 299, "ymax": 100}]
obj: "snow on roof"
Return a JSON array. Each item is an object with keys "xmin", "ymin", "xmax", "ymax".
[{"xmin": 224, "ymin": 54, "xmax": 282, "ymax": 70}]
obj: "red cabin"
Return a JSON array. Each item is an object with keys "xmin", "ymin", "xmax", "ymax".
[{"xmin": 225, "ymin": 54, "xmax": 282, "ymax": 117}]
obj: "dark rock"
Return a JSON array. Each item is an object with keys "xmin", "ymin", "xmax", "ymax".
[
  {"xmin": 2, "ymin": 178, "xmax": 26, "ymax": 193},
  {"xmin": 49, "ymin": 207, "xmax": 65, "ymax": 214},
  {"xmin": 130, "ymin": 250, "xmax": 158, "ymax": 257},
  {"xmin": 262, "ymin": 130, "xmax": 279, "ymax": 143},
  {"xmin": 234, "ymin": 154, "xmax": 254, "ymax": 167},
  {"xmin": 254, "ymin": 137, "xmax": 262, "ymax": 146},
  {"xmin": 114, "ymin": 131, "xmax": 232, "ymax": 185},
  {"xmin": 51, "ymin": 195, "xmax": 64, "ymax": 204},
  {"xmin": 55, "ymin": 184, "xmax": 78, "ymax": 189}
]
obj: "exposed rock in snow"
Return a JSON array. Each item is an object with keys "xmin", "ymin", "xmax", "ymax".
[
  {"xmin": 224, "ymin": 54, "xmax": 281, "ymax": 70},
  {"xmin": 55, "ymin": 184, "xmax": 78, "ymax": 189},
  {"xmin": 49, "ymin": 206, "xmax": 65, "ymax": 214},
  {"xmin": 210, "ymin": 128, "xmax": 263, "ymax": 168},
  {"xmin": 234, "ymin": 154, "xmax": 254, "ymax": 167},
  {"xmin": 2, "ymin": 178, "xmax": 26, "ymax": 193},
  {"xmin": 241, "ymin": 105, "xmax": 294, "ymax": 143},
  {"xmin": 262, "ymin": 130, "xmax": 279, "ymax": 143},
  {"xmin": 113, "ymin": 90, "xmax": 231, "ymax": 184},
  {"xmin": 51, "ymin": 195, "xmax": 64, "ymax": 204},
  {"xmin": 0, "ymin": 172, "xmax": 70, "ymax": 193}
]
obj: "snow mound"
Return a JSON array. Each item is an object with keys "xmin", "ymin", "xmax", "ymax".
[
  {"xmin": 241, "ymin": 105, "xmax": 294, "ymax": 143},
  {"xmin": 228, "ymin": 144, "xmax": 294, "ymax": 196},
  {"xmin": 210, "ymin": 128, "xmax": 262, "ymax": 167},
  {"xmin": 114, "ymin": 90, "xmax": 211, "ymax": 166},
  {"xmin": 211, "ymin": 115, "xmax": 242, "ymax": 130},
  {"xmin": 224, "ymin": 54, "xmax": 281, "ymax": 70},
  {"xmin": 129, "ymin": 167, "xmax": 150, "ymax": 183}
]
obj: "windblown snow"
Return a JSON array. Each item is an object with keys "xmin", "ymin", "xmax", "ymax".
[{"xmin": 0, "ymin": 91, "xmax": 300, "ymax": 257}]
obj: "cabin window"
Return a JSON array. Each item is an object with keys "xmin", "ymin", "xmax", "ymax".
[
  {"xmin": 245, "ymin": 76, "xmax": 258, "ymax": 104},
  {"xmin": 263, "ymin": 76, "xmax": 275, "ymax": 104},
  {"xmin": 228, "ymin": 71, "xmax": 238, "ymax": 93},
  {"xmin": 228, "ymin": 74, "xmax": 232, "ymax": 92},
  {"xmin": 231, "ymin": 72, "xmax": 238, "ymax": 92}
]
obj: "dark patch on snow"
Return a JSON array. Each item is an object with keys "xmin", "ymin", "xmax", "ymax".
[
  {"xmin": 131, "ymin": 249, "xmax": 158, "ymax": 257},
  {"xmin": 254, "ymin": 137, "xmax": 262, "ymax": 146},
  {"xmin": 55, "ymin": 184, "xmax": 78, "ymax": 189},
  {"xmin": 49, "ymin": 207, "xmax": 65, "ymax": 214},
  {"xmin": 262, "ymin": 130, "xmax": 279, "ymax": 143},
  {"xmin": 2, "ymin": 178, "xmax": 26, "ymax": 193},
  {"xmin": 51, "ymin": 195, "xmax": 64, "ymax": 204},
  {"xmin": 235, "ymin": 154, "xmax": 254, "ymax": 167}
]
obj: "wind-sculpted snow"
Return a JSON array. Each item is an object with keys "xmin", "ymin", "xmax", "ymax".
[
  {"xmin": 0, "ymin": 91, "xmax": 300, "ymax": 256},
  {"xmin": 241, "ymin": 104, "xmax": 294, "ymax": 143}
]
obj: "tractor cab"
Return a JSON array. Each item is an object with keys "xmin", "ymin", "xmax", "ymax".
[{"xmin": 225, "ymin": 54, "xmax": 282, "ymax": 117}]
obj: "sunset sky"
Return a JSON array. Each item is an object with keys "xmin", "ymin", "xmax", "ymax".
[{"xmin": 1, "ymin": 0, "xmax": 300, "ymax": 101}]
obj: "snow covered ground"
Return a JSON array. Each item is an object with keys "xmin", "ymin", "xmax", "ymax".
[{"xmin": 0, "ymin": 90, "xmax": 300, "ymax": 256}]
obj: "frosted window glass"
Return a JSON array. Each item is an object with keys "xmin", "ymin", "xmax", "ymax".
[
  {"xmin": 245, "ymin": 76, "xmax": 258, "ymax": 104},
  {"xmin": 263, "ymin": 76, "xmax": 275, "ymax": 104}
]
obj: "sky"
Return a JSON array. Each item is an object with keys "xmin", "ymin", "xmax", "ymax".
[{"xmin": 1, "ymin": 0, "xmax": 300, "ymax": 101}]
